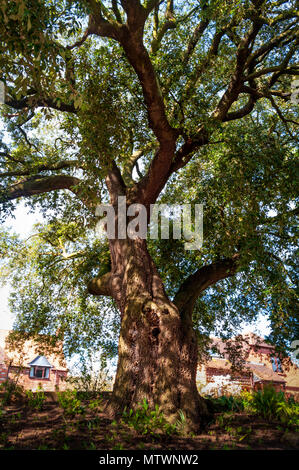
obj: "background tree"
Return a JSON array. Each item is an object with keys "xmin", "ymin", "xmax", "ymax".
[{"xmin": 0, "ymin": 0, "xmax": 298, "ymax": 431}]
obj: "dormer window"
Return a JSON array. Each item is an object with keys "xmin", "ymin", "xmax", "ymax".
[{"xmin": 29, "ymin": 356, "xmax": 52, "ymax": 379}]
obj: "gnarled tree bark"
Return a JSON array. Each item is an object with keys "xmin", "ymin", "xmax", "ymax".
[{"xmin": 91, "ymin": 236, "xmax": 210, "ymax": 432}]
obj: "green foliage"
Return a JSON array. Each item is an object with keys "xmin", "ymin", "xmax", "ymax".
[
  {"xmin": 251, "ymin": 386, "xmax": 285, "ymax": 421},
  {"xmin": 57, "ymin": 389, "xmax": 85, "ymax": 417},
  {"xmin": 25, "ymin": 385, "xmax": 46, "ymax": 411},
  {"xmin": 0, "ymin": 380, "xmax": 25, "ymax": 406},
  {"xmin": 121, "ymin": 399, "xmax": 182, "ymax": 438},
  {"xmin": 248, "ymin": 386, "xmax": 299, "ymax": 428},
  {"xmin": 0, "ymin": 227, "xmax": 119, "ymax": 360},
  {"xmin": 206, "ymin": 388, "xmax": 299, "ymax": 429},
  {"xmin": 276, "ymin": 400, "xmax": 299, "ymax": 428},
  {"xmin": 0, "ymin": 0, "xmax": 298, "ymax": 362},
  {"xmin": 211, "ymin": 395, "xmax": 244, "ymax": 412},
  {"xmin": 88, "ymin": 398, "xmax": 102, "ymax": 412},
  {"xmin": 239, "ymin": 389, "xmax": 254, "ymax": 412}
]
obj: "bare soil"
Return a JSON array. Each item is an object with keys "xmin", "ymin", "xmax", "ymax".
[{"xmin": 0, "ymin": 396, "xmax": 298, "ymax": 450}]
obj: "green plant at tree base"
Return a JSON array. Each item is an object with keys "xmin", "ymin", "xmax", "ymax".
[
  {"xmin": 213, "ymin": 395, "xmax": 244, "ymax": 412},
  {"xmin": 276, "ymin": 400, "xmax": 299, "ymax": 428},
  {"xmin": 206, "ymin": 388, "xmax": 298, "ymax": 430},
  {"xmin": 57, "ymin": 390, "xmax": 85, "ymax": 417},
  {"xmin": 26, "ymin": 385, "xmax": 46, "ymax": 411},
  {"xmin": 88, "ymin": 397, "xmax": 103, "ymax": 411},
  {"xmin": 121, "ymin": 398, "xmax": 185, "ymax": 439}
]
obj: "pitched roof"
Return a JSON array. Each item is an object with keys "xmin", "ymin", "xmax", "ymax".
[
  {"xmin": 29, "ymin": 356, "xmax": 53, "ymax": 368},
  {"xmin": 206, "ymin": 358, "xmax": 233, "ymax": 370},
  {"xmin": 0, "ymin": 329, "xmax": 67, "ymax": 371},
  {"xmin": 246, "ymin": 363, "xmax": 286, "ymax": 384},
  {"xmin": 205, "ymin": 356, "xmax": 286, "ymax": 383},
  {"xmin": 210, "ymin": 333, "xmax": 274, "ymax": 357}
]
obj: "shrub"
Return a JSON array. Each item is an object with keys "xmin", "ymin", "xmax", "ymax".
[
  {"xmin": 239, "ymin": 389, "xmax": 254, "ymax": 411},
  {"xmin": 276, "ymin": 400, "xmax": 299, "ymax": 428},
  {"xmin": 88, "ymin": 397, "xmax": 102, "ymax": 411},
  {"xmin": 251, "ymin": 386, "xmax": 285, "ymax": 420},
  {"xmin": 205, "ymin": 395, "xmax": 244, "ymax": 413},
  {"xmin": 57, "ymin": 390, "xmax": 85, "ymax": 417},
  {"xmin": 250, "ymin": 386, "xmax": 298, "ymax": 427},
  {"xmin": 0, "ymin": 380, "xmax": 25, "ymax": 405},
  {"xmin": 217, "ymin": 395, "xmax": 244, "ymax": 412},
  {"xmin": 26, "ymin": 385, "xmax": 46, "ymax": 411}
]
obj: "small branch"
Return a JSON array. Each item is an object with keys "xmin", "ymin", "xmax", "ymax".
[
  {"xmin": 150, "ymin": 0, "xmax": 176, "ymax": 55},
  {"xmin": 5, "ymin": 93, "xmax": 77, "ymax": 114},
  {"xmin": 267, "ymin": 94, "xmax": 297, "ymax": 139},
  {"xmin": 122, "ymin": 142, "xmax": 157, "ymax": 185},
  {"xmin": 112, "ymin": 0, "xmax": 123, "ymax": 23},
  {"xmin": 181, "ymin": 18, "xmax": 209, "ymax": 66},
  {"xmin": 66, "ymin": 29, "xmax": 91, "ymax": 50}
]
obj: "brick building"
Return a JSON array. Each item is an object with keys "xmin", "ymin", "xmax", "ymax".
[
  {"xmin": 0, "ymin": 329, "xmax": 68, "ymax": 391},
  {"xmin": 197, "ymin": 333, "xmax": 299, "ymax": 397}
]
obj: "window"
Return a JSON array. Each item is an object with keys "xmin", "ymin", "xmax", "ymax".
[
  {"xmin": 29, "ymin": 366, "xmax": 50, "ymax": 379},
  {"xmin": 271, "ymin": 357, "xmax": 283, "ymax": 373},
  {"xmin": 28, "ymin": 356, "xmax": 52, "ymax": 379}
]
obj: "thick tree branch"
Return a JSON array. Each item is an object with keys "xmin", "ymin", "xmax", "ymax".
[
  {"xmin": 87, "ymin": 1, "xmax": 179, "ymax": 206},
  {"xmin": 86, "ymin": 0, "xmax": 178, "ymax": 146},
  {"xmin": 0, "ymin": 160, "xmax": 80, "ymax": 178},
  {"xmin": 213, "ymin": 21, "xmax": 264, "ymax": 121},
  {"xmin": 1, "ymin": 175, "xmax": 97, "ymax": 209},
  {"xmin": 87, "ymin": 0, "xmax": 121, "ymax": 38},
  {"xmin": 105, "ymin": 161, "xmax": 127, "ymax": 205},
  {"xmin": 181, "ymin": 18, "xmax": 209, "ymax": 66},
  {"xmin": 223, "ymin": 95, "xmax": 257, "ymax": 122},
  {"xmin": 5, "ymin": 93, "xmax": 77, "ymax": 114},
  {"xmin": 174, "ymin": 254, "xmax": 240, "ymax": 314},
  {"xmin": 122, "ymin": 142, "xmax": 157, "ymax": 186},
  {"xmin": 87, "ymin": 272, "xmax": 112, "ymax": 296},
  {"xmin": 135, "ymin": 142, "xmax": 176, "ymax": 206},
  {"xmin": 245, "ymin": 25, "xmax": 297, "ymax": 70}
]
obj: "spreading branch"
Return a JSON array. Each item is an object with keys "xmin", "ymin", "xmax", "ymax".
[
  {"xmin": 1, "ymin": 175, "xmax": 97, "ymax": 209},
  {"xmin": 0, "ymin": 160, "xmax": 80, "ymax": 178},
  {"xmin": 87, "ymin": 272, "xmax": 112, "ymax": 296},
  {"xmin": 174, "ymin": 254, "xmax": 240, "ymax": 315}
]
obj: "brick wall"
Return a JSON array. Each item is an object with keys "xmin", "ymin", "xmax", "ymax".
[
  {"xmin": 0, "ymin": 364, "xmax": 67, "ymax": 391},
  {"xmin": 206, "ymin": 367, "xmax": 252, "ymax": 388},
  {"xmin": 0, "ymin": 365, "xmax": 8, "ymax": 383}
]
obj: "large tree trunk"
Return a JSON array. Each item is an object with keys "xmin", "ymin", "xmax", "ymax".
[{"xmin": 107, "ymin": 237, "xmax": 209, "ymax": 433}]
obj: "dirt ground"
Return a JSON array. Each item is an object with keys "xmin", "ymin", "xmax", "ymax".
[{"xmin": 1, "ymin": 395, "xmax": 298, "ymax": 451}]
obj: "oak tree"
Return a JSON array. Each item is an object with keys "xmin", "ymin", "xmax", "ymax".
[{"xmin": 0, "ymin": 0, "xmax": 298, "ymax": 430}]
